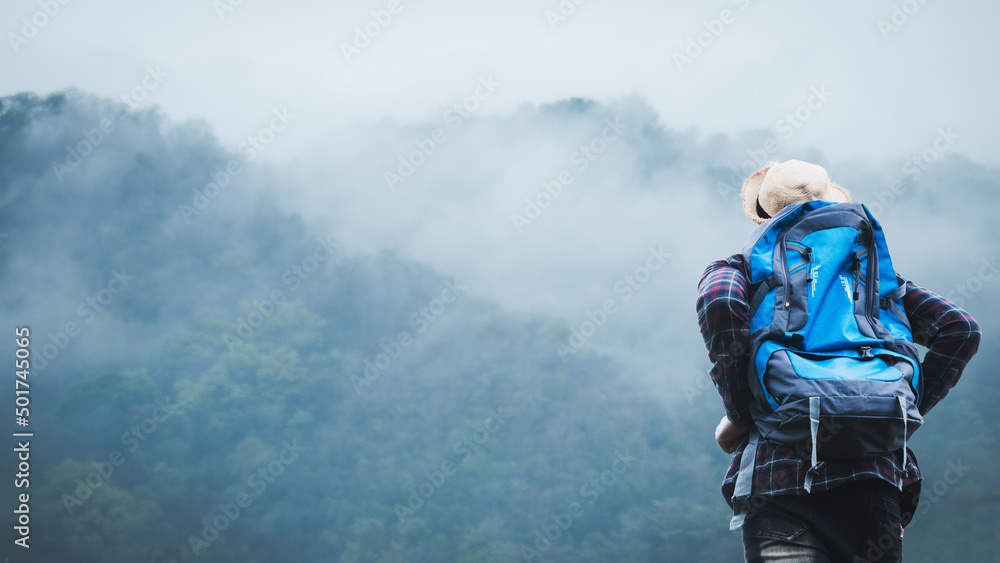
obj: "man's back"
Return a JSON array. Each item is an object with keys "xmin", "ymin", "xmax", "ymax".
[{"xmin": 696, "ymin": 160, "xmax": 982, "ymax": 562}]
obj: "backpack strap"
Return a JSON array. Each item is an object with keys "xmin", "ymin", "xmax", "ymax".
[
  {"xmin": 804, "ymin": 396, "xmax": 822, "ymax": 493},
  {"xmin": 898, "ymin": 396, "xmax": 908, "ymax": 490},
  {"xmin": 729, "ymin": 428, "xmax": 760, "ymax": 530},
  {"xmin": 748, "ymin": 274, "xmax": 777, "ymax": 320},
  {"xmin": 880, "ymin": 279, "xmax": 911, "ymax": 330}
]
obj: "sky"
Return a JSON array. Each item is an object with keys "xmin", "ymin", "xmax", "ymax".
[
  {"xmin": 2, "ymin": 6, "xmax": 997, "ymax": 559},
  {"xmin": 3, "ymin": 0, "xmax": 998, "ymax": 384},
  {"xmin": 3, "ymin": 0, "xmax": 999, "ymax": 168}
]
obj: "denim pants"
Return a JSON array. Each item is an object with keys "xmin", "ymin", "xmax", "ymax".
[{"xmin": 742, "ymin": 479, "xmax": 903, "ymax": 562}]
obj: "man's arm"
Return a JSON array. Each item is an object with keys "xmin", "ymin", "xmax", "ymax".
[
  {"xmin": 901, "ymin": 281, "xmax": 982, "ymax": 415},
  {"xmin": 696, "ymin": 255, "xmax": 753, "ymax": 426},
  {"xmin": 715, "ymin": 415, "xmax": 751, "ymax": 454}
]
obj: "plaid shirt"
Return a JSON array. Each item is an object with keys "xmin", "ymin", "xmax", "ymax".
[{"xmin": 696, "ymin": 253, "xmax": 982, "ymax": 507}]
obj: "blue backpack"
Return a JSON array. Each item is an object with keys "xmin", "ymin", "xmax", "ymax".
[{"xmin": 730, "ymin": 200, "xmax": 923, "ymax": 528}]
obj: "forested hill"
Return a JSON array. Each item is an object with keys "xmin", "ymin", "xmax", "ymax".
[{"xmin": 1, "ymin": 91, "xmax": 996, "ymax": 562}]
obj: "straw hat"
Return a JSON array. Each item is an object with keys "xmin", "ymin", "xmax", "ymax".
[{"xmin": 740, "ymin": 160, "xmax": 852, "ymax": 224}]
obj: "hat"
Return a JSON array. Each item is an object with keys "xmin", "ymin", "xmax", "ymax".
[{"xmin": 740, "ymin": 160, "xmax": 852, "ymax": 224}]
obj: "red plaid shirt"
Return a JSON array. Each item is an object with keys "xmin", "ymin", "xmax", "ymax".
[{"xmin": 696, "ymin": 253, "xmax": 981, "ymax": 508}]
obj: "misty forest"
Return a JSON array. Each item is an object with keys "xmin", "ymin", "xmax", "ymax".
[{"xmin": 1, "ymin": 90, "xmax": 998, "ymax": 562}]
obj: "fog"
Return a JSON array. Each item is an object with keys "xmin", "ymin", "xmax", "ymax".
[
  {"xmin": 1, "ymin": 1, "xmax": 998, "ymax": 561},
  {"xmin": 4, "ymin": 0, "xmax": 1000, "ymax": 166}
]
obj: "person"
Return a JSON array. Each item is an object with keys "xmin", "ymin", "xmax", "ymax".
[{"xmin": 696, "ymin": 159, "xmax": 982, "ymax": 562}]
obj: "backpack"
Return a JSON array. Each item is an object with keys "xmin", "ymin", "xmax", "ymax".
[{"xmin": 729, "ymin": 200, "xmax": 923, "ymax": 528}]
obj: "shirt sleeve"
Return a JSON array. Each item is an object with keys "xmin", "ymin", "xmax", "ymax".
[
  {"xmin": 696, "ymin": 255, "xmax": 753, "ymax": 424},
  {"xmin": 900, "ymin": 280, "xmax": 982, "ymax": 415}
]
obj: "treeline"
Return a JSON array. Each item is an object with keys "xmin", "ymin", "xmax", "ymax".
[{"xmin": 0, "ymin": 91, "xmax": 995, "ymax": 562}]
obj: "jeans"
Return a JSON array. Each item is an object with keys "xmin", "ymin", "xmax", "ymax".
[{"xmin": 742, "ymin": 479, "xmax": 903, "ymax": 562}]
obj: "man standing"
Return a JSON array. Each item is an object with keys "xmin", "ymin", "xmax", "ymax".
[{"xmin": 696, "ymin": 160, "xmax": 981, "ymax": 561}]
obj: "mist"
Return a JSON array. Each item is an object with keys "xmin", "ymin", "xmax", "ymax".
[
  {"xmin": 1, "ymin": 1, "xmax": 999, "ymax": 561},
  {"xmin": 0, "ymin": 85, "xmax": 996, "ymax": 561}
]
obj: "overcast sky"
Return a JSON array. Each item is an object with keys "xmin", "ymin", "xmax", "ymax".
[
  {"xmin": 3, "ymin": 0, "xmax": 998, "ymax": 168},
  {"xmin": 3, "ymin": 0, "xmax": 998, "ymax": 398}
]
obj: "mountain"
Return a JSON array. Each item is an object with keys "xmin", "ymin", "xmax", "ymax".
[{"xmin": 1, "ymin": 90, "xmax": 996, "ymax": 562}]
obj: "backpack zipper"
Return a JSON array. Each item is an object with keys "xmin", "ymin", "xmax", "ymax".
[
  {"xmin": 863, "ymin": 239, "xmax": 879, "ymax": 337},
  {"xmin": 851, "ymin": 255, "xmax": 861, "ymax": 301},
  {"xmin": 804, "ymin": 247, "xmax": 814, "ymax": 286},
  {"xmin": 779, "ymin": 237, "xmax": 791, "ymax": 304}
]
